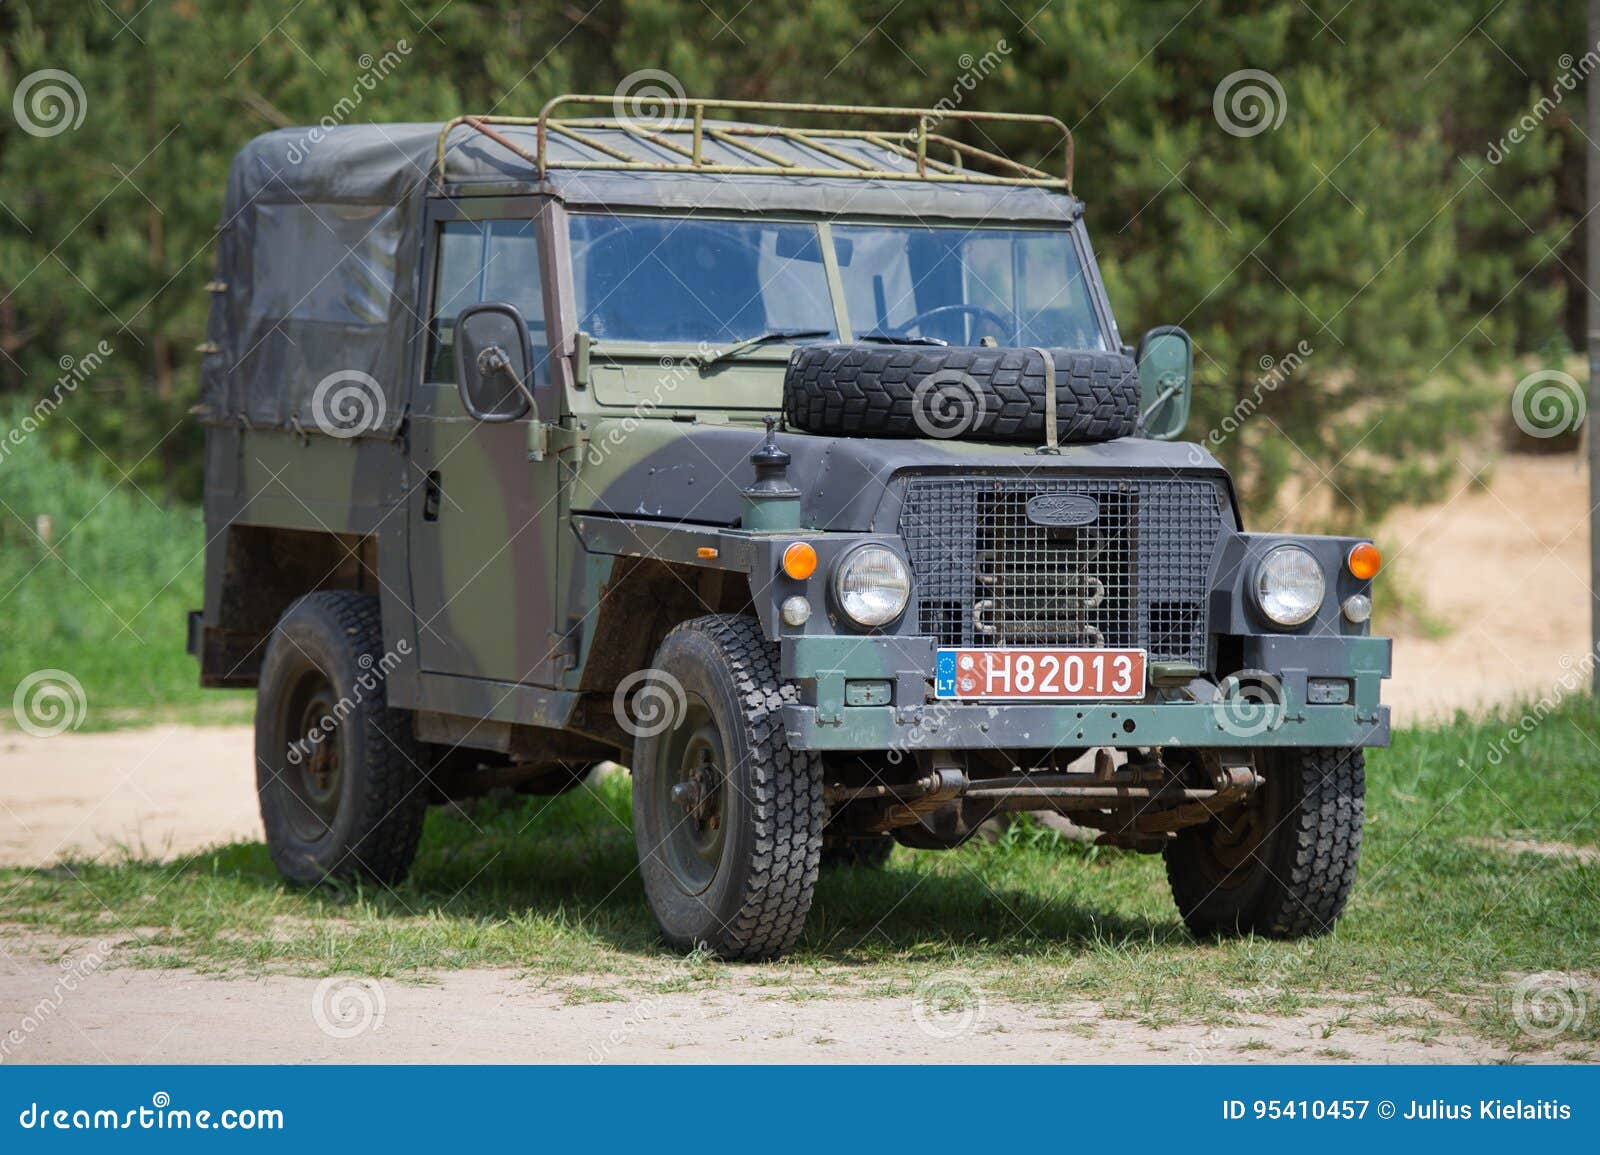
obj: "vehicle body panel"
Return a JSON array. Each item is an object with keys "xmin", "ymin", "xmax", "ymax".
[{"xmin": 192, "ymin": 116, "xmax": 1390, "ymax": 762}]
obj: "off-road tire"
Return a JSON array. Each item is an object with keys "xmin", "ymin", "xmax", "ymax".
[
  {"xmin": 1165, "ymin": 748, "xmax": 1364, "ymax": 939},
  {"xmin": 820, "ymin": 835, "xmax": 895, "ymax": 870},
  {"xmin": 255, "ymin": 591, "xmax": 427, "ymax": 887},
  {"xmin": 783, "ymin": 344, "xmax": 1140, "ymax": 443},
  {"xmin": 631, "ymin": 615, "xmax": 824, "ymax": 960}
]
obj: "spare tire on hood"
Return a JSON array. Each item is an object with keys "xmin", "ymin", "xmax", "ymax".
[{"xmin": 782, "ymin": 344, "xmax": 1141, "ymax": 444}]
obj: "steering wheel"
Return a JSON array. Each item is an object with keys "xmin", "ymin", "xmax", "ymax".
[{"xmin": 893, "ymin": 303, "xmax": 1017, "ymax": 344}]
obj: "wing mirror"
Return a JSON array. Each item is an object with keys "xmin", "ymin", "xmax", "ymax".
[
  {"xmin": 454, "ymin": 302, "xmax": 538, "ymax": 424},
  {"xmin": 1136, "ymin": 325, "xmax": 1192, "ymax": 441}
]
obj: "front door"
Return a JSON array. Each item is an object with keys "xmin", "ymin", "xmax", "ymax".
[{"xmin": 408, "ymin": 200, "xmax": 564, "ymax": 687}]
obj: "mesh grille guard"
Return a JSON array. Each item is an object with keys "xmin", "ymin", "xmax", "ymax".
[{"xmin": 897, "ymin": 476, "xmax": 1227, "ymax": 668}]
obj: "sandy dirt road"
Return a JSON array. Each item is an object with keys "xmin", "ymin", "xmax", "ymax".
[
  {"xmin": 0, "ymin": 725, "xmax": 259, "ymax": 868},
  {"xmin": 1381, "ymin": 454, "xmax": 1591, "ymax": 721},
  {"xmin": 0, "ymin": 941, "xmax": 1528, "ymax": 1064}
]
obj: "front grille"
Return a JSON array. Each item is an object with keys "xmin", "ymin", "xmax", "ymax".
[{"xmin": 897, "ymin": 476, "xmax": 1226, "ymax": 667}]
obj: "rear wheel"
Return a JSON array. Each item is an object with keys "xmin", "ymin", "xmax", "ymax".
[
  {"xmin": 255, "ymin": 592, "xmax": 426, "ymax": 886},
  {"xmin": 631, "ymin": 615, "xmax": 823, "ymax": 960},
  {"xmin": 1164, "ymin": 748, "xmax": 1364, "ymax": 939}
]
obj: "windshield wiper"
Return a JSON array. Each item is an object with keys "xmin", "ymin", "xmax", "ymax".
[
  {"xmin": 857, "ymin": 331, "xmax": 947, "ymax": 346},
  {"xmin": 691, "ymin": 328, "xmax": 833, "ymax": 372}
]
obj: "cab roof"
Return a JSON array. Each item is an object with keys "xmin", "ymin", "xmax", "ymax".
[{"xmin": 225, "ymin": 97, "xmax": 1083, "ymax": 225}]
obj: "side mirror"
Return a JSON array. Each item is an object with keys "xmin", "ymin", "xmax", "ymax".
[
  {"xmin": 1136, "ymin": 325, "xmax": 1192, "ymax": 441},
  {"xmin": 453, "ymin": 302, "xmax": 537, "ymax": 424}
]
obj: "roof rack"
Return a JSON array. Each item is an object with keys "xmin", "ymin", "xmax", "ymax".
[{"xmin": 433, "ymin": 95, "xmax": 1074, "ymax": 192}]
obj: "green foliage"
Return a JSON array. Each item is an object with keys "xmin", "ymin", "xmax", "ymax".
[
  {"xmin": 0, "ymin": 402, "xmax": 249, "ymax": 724},
  {"xmin": 0, "ymin": 0, "xmax": 1586, "ymax": 523}
]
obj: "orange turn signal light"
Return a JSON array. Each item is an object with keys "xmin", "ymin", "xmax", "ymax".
[
  {"xmin": 1347, "ymin": 542, "xmax": 1381, "ymax": 580},
  {"xmin": 781, "ymin": 541, "xmax": 818, "ymax": 581}
]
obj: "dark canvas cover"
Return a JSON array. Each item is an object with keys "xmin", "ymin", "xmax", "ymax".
[{"xmin": 200, "ymin": 120, "xmax": 1080, "ymax": 437}]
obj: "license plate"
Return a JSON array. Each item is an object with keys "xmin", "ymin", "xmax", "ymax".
[{"xmin": 934, "ymin": 647, "xmax": 1147, "ymax": 701}]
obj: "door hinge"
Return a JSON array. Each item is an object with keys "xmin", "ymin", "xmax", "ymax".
[
  {"xmin": 528, "ymin": 422, "xmax": 588, "ymax": 462},
  {"xmin": 552, "ymin": 621, "xmax": 582, "ymax": 671}
]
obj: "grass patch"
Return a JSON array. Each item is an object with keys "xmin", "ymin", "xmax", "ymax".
[
  {"xmin": 0, "ymin": 406, "xmax": 250, "ymax": 728},
  {"xmin": 3, "ymin": 698, "xmax": 1597, "ymax": 1052}
]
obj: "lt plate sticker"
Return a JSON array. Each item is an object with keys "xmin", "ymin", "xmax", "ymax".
[{"xmin": 935, "ymin": 648, "xmax": 1146, "ymax": 701}]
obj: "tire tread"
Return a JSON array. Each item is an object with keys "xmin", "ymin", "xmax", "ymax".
[
  {"xmin": 649, "ymin": 614, "xmax": 823, "ymax": 960},
  {"xmin": 1165, "ymin": 748, "xmax": 1364, "ymax": 939},
  {"xmin": 257, "ymin": 591, "xmax": 426, "ymax": 887},
  {"xmin": 783, "ymin": 344, "xmax": 1140, "ymax": 443}
]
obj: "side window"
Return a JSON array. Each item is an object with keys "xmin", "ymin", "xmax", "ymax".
[{"xmin": 427, "ymin": 219, "xmax": 548, "ymax": 384}]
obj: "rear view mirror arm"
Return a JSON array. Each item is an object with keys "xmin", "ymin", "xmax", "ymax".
[
  {"xmin": 459, "ymin": 344, "xmax": 539, "ymax": 425},
  {"xmin": 1141, "ymin": 382, "xmax": 1181, "ymax": 422}
]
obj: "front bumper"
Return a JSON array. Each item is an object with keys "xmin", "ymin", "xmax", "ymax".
[{"xmin": 779, "ymin": 634, "xmax": 1391, "ymax": 752}]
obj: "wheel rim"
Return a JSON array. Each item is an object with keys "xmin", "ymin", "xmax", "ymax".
[
  {"xmin": 1190, "ymin": 772, "xmax": 1275, "ymax": 890},
  {"xmin": 653, "ymin": 697, "xmax": 727, "ymax": 896},
  {"xmin": 282, "ymin": 669, "xmax": 343, "ymax": 843}
]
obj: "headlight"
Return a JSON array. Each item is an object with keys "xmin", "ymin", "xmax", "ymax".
[
  {"xmin": 1253, "ymin": 544, "xmax": 1325, "ymax": 627},
  {"xmin": 833, "ymin": 545, "xmax": 910, "ymax": 627}
]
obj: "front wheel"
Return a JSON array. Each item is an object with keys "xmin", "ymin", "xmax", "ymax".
[
  {"xmin": 1164, "ymin": 748, "xmax": 1364, "ymax": 939},
  {"xmin": 630, "ymin": 615, "xmax": 823, "ymax": 960}
]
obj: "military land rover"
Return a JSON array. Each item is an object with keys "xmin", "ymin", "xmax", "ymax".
[{"xmin": 190, "ymin": 96, "xmax": 1389, "ymax": 960}]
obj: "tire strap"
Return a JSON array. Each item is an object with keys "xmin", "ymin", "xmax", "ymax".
[{"xmin": 1031, "ymin": 347, "xmax": 1059, "ymax": 454}]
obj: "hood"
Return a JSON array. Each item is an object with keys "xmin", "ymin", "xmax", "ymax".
[{"xmin": 569, "ymin": 418, "xmax": 1233, "ymax": 533}]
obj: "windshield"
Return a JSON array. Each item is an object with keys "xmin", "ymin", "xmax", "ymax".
[
  {"xmin": 831, "ymin": 224, "xmax": 1104, "ymax": 349},
  {"xmin": 567, "ymin": 213, "xmax": 1107, "ymax": 352},
  {"xmin": 569, "ymin": 215, "xmax": 838, "ymax": 344}
]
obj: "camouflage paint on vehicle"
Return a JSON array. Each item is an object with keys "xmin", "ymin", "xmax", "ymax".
[{"xmin": 192, "ymin": 108, "xmax": 1390, "ymax": 766}]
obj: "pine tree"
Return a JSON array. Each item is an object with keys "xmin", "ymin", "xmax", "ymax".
[{"xmin": 0, "ymin": 0, "xmax": 1579, "ymax": 526}]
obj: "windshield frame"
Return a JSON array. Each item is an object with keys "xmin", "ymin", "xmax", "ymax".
[{"xmin": 557, "ymin": 208, "xmax": 1118, "ymax": 363}]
